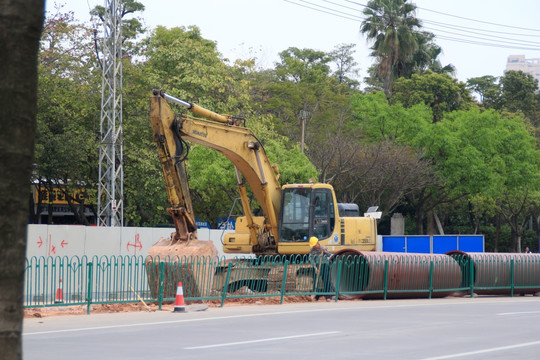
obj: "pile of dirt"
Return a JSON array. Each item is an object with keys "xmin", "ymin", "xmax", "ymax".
[{"xmin": 147, "ymin": 238, "xmax": 218, "ymax": 258}]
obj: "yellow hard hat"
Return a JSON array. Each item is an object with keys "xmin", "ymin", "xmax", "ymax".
[{"xmin": 309, "ymin": 236, "xmax": 319, "ymax": 247}]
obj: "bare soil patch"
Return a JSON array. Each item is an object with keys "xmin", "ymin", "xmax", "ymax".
[{"xmin": 24, "ymin": 295, "xmax": 320, "ymax": 318}]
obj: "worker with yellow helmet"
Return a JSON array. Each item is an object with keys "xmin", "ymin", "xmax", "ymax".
[{"xmin": 309, "ymin": 236, "xmax": 333, "ymax": 301}]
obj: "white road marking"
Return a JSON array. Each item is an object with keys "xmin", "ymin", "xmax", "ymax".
[
  {"xmin": 184, "ymin": 331, "xmax": 340, "ymax": 350},
  {"xmin": 497, "ymin": 311, "xmax": 540, "ymax": 315},
  {"xmin": 421, "ymin": 340, "xmax": 540, "ymax": 359}
]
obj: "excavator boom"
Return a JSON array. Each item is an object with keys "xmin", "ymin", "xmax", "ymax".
[{"xmin": 149, "ymin": 90, "xmax": 282, "ymax": 255}]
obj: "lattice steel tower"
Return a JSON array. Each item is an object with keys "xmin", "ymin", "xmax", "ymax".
[{"xmin": 97, "ymin": 0, "xmax": 123, "ymax": 226}]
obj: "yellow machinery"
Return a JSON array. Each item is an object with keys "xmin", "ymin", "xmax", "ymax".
[{"xmin": 148, "ymin": 89, "xmax": 377, "ymax": 260}]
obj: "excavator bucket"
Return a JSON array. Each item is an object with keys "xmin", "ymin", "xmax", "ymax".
[{"xmin": 146, "ymin": 236, "xmax": 219, "ymax": 302}]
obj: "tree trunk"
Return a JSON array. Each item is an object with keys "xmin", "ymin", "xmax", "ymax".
[
  {"xmin": 494, "ymin": 214, "xmax": 500, "ymax": 252},
  {"xmin": 426, "ymin": 210, "xmax": 436, "ymax": 235},
  {"xmin": 0, "ymin": 1, "xmax": 44, "ymax": 359},
  {"xmin": 510, "ymin": 227, "xmax": 517, "ymax": 253},
  {"xmin": 415, "ymin": 207, "xmax": 424, "ymax": 235}
]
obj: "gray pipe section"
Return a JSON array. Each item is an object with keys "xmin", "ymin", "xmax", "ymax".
[
  {"xmin": 330, "ymin": 250, "xmax": 462, "ymax": 300},
  {"xmin": 446, "ymin": 251, "xmax": 540, "ymax": 295}
]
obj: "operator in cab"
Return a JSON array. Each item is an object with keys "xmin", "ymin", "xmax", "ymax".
[{"xmin": 309, "ymin": 236, "xmax": 333, "ymax": 301}]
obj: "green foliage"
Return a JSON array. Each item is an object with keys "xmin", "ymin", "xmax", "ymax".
[
  {"xmin": 392, "ymin": 72, "xmax": 474, "ymax": 122},
  {"xmin": 330, "ymin": 43, "xmax": 361, "ymax": 89},
  {"xmin": 35, "ymin": 10, "xmax": 101, "ymax": 223},
  {"xmin": 466, "ymin": 75, "xmax": 500, "ymax": 105},
  {"xmin": 90, "ymin": 0, "xmax": 146, "ymax": 56},
  {"xmin": 275, "ymin": 47, "xmax": 331, "ymax": 83},
  {"xmin": 422, "ymin": 109, "xmax": 539, "ymax": 197},
  {"xmin": 350, "ymin": 91, "xmax": 432, "ymax": 144},
  {"xmin": 144, "ymin": 25, "xmax": 251, "ymax": 112},
  {"xmin": 467, "ymin": 71, "xmax": 539, "ymax": 126},
  {"xmin": 499, "ymin": 70, "xmax": 539, "ymax": 125},
  {"xmin": 248, "ymin": 117, "xmax": 319, "ymax": 184}
]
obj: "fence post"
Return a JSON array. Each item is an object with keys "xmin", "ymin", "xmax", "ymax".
[
  {"xmin": 510, "ymin": 259, "xmax": 515, "ymax": 297},
  {"xmin": 469, "ymin": 257, "xmax": 474, "ymax": 298},
  {"xmin": 428, "ymin": 260, "xmax": 434, "ymax": 299},
  {"xmin": 220, "ymin": 262, "xmax": 233, "ymax": 307},
  {"xmin": 86, "ymin": 262, "xmax": 93, "ymax": 315},
  {"xmin": 383, "ymin": 259, "xmax": 389, "ymax": 300},
  {"xmin": 158, "ymin": 261, "xmax": 165, "ymax": 311},
  {"xmin": 334, "ymin": 259, "xmax": 342, "ymax": 302},
  {"xmin": 280, "ymin": 260, "xmax": 289, "ymax": 304}
]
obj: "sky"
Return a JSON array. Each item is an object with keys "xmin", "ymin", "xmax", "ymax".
[{"xmin": 45, "ymin": 0, "xmax": 540, "ymax": 87}]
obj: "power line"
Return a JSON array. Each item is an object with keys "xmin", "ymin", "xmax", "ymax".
[
  {"xmin": 417, "ymin": 5, "xmax": 540, "ymax": 33},
  {"xmin": 422, "ymin": 24, "xmax": 540, "ymax": 47},
  {"xmin": 283, "ymin": 0, "xmax": 540, "ymax": 51},
  {"xmin": 283, "ymin": 0, "xmax": 360, "ymax": 22},
  {"xmin": 435, "ymin": 35, "xmax": 540, "ymax": 51},
  {"xmin": 422, "ymin": 18, "xmax": 540, "ymax": 38}
]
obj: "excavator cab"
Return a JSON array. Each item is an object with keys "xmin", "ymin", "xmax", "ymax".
[{"xmin": 277, "ymin": 184, "xmax": 337, "ymax": 254}]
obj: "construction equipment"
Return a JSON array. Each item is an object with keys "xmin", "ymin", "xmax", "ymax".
[{"xmin": 148, "ymin": 89, "xmax": 378, "ymax": 260}]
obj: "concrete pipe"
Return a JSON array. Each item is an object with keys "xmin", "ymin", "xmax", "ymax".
[
  {"xmin": 446, "ymin": 251, "xmax": 540, "ymax": 295},
  {"xmin": 330, "ymin": 250, "xmax": 462, "ymax": 300}
]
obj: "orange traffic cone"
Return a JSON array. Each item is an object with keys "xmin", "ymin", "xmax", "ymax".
[
  {"xmin": 172, "ymin": 282, "xmax": 186, "ymax": 313},
  {"xmin": 55, "ymin": 279, "xmax": 64, "ymax": 303}
]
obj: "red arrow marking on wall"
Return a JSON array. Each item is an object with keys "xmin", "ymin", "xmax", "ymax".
[
  {"xmin": 48, "ymin": 234, "xmax": 55, "ymax": 256},
  {"xmin": 37, "ymin": 237, "xmax": 43, "ymax": 248},
  {"xmin": 127, "ymin": 234, "xmax": 143, "ymax": 253},
  {"xmin": 61, "ymin": 240, "xmax": 68, "ymax": 248}
]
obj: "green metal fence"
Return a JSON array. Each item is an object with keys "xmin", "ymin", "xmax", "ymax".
[{"xmin": 24, "ymin": 253, "xmax": 540, "ymax": 313}]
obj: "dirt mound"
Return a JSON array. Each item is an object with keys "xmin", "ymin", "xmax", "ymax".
[{"xmin": 147, "ymin": 238, "xmax": 219, "ymax": 259}]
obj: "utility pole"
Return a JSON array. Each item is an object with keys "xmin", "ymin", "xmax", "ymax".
[
  {"xmin": 97, "ymin": 0, "xmax": 123, "ymax": 226},
  {"xmin": 299, "ymin": 110, "xmax": 309, "ymax": 154}
]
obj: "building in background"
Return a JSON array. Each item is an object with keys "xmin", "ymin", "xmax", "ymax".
[
  {"xmin": 30, "ymin": 182, "xmax": 95, "ymax": 225},
  {"xmin": 506, "ymin": 55, "xmax": 540, "ymax": 89}
]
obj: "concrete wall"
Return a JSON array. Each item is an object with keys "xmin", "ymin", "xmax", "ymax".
[{"xmin": 26, "ymin": 224, "xmax": 236, "ymax": 259}]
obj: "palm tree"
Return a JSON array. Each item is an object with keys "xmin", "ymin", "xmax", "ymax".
[
  {"xmin": 401, "ymin": 31, "xmax": 455, "ymax": 77},
  {"xmin": 360, "ymin": 0, "xmax": 420, "ymax": 97}
]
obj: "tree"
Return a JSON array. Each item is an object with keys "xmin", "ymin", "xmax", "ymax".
[
  {"xmin": 418, "ymin": 109, "xmax": 540, "ymax": 239},
  {"xmin": 330, "ymin": 43, "xmax": 360, "ymax": 89},
  {"xmin": 391, "ymin": 72, "xmax": 474, "ymax": 122},
  {"xmin": 466, "ymin": 75, "xmax": 499, "ymax": 105},
  {"xmin": 258, "ymin": 47, "xmax": 346, "ymax": 151},
  {"xmin": 90, "ymin": 0, "xmax": 146, "ymax": 56},
  {"xmin": 360, "ymin": 0, "xmax": 420, "ymax": 96},
  {"xmin": 0, "ymin": 1, "xmax": 44, "ymax": 358},
  {"xmin": 34, "ymin": 10, "xmax": 101, "ymax": 224},
  {"xmin": 348, "ymin": 92, "xmax": 439, "ymax": 218},
  {"xmin": 499, "ymin": 70, "xmax": 539, "ymax": 125}
]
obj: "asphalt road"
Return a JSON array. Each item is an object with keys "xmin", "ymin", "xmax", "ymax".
[{"xmin": 23, "ymin": 296, "xmax": 540, "ymax": 360}]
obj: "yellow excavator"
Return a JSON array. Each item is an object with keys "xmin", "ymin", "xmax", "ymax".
[{"xmin": 148, "ymin": 89, "xmax": 378, "ymax": 262}]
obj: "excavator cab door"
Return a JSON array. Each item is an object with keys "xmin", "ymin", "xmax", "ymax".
[
  {"xmin": 278, "ymin": 187, "xmax": 336, "ymax": 244},
  {"xmin": 311, "ymin": 189, "xmax": 335, "ymax": 239}
]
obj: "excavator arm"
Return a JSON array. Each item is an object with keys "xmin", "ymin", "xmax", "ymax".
[
  {"xmin": 149, "ymin": 89, "xmax": 282, "ymax": 253},
  {"xmin": 149, "ymin": 91, "xmax": 197, "ymax": 243}
]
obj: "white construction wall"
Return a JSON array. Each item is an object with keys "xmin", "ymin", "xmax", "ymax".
[{"xmin": 26, "ymin": 224, "xmax": 236, "ymax": 259}]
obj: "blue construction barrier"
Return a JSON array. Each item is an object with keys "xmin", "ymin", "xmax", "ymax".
[{"xmin": 382, "ymin": 235, "xmax": 484, "ymax": 253}]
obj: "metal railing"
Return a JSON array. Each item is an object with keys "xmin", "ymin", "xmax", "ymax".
[{"xmin": 24, "ymin": 253, "xmax": 540, "ymax": 313}]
